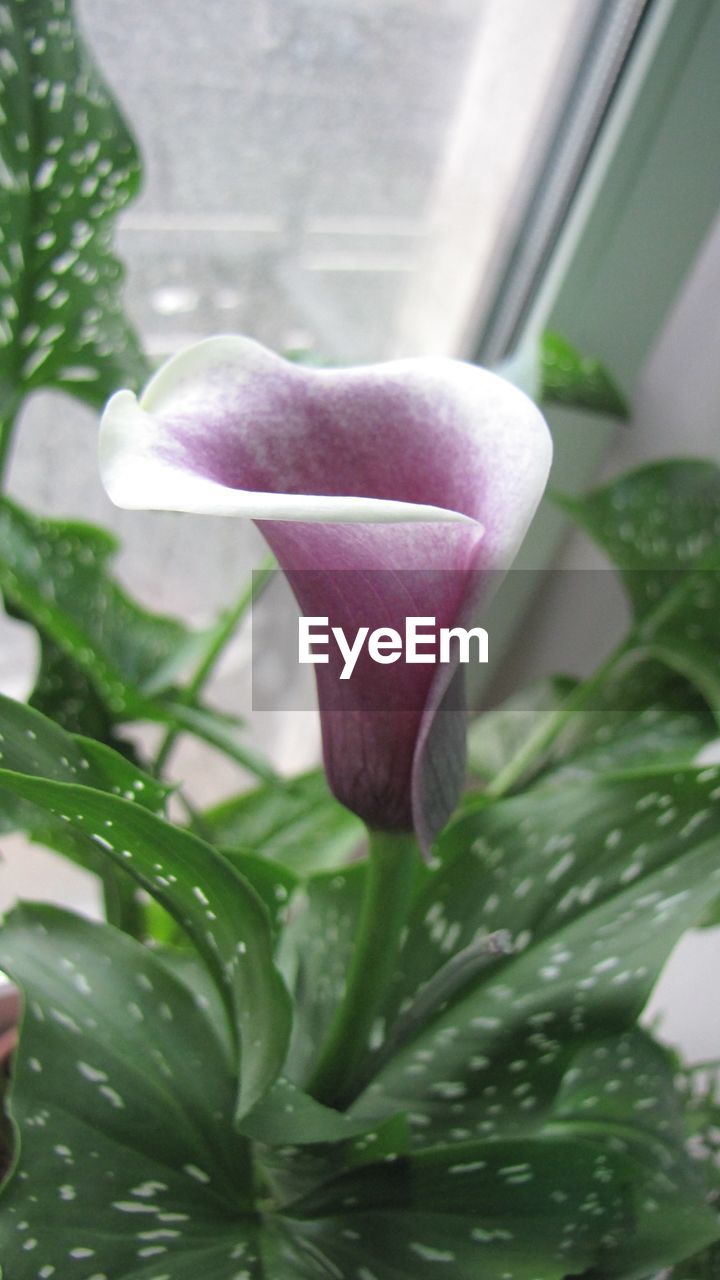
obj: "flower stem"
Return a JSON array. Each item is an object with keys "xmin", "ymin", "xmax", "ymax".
[
  {"xmin": 152, "ymin": 554, "xmax": 276, "ymax": 776},
  {"xmin": 486, "ymin": 640, "xmax": 631, "ymax": 798},
  {"xmin": 308, "ymin": 829, "xmax": 420, "ymax": 1110}
]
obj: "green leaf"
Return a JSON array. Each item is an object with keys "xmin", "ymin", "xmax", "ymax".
[
  {"xmin": 0, "ymin": 692, "xmax": 165, "ymax": 868},
  {"xmin": 545, "ymin": 666, "xmax": 713, "ymax": 781},
  {"xmin": 0, "ymin": 498, "xmax": 203, "ymax": 721},
  {"xmin": 0, "ymin": 693, "xmax": 165, "ymax": 808},
  {"xmin": 469, "ymin": 664, "xmax": 714, "ymax": 796},
  {"xmin": 1, "ymin": 817, "xmax": 716, "ymax": 1274},
  {"xmin": 272, "ymin": 1032, "xmax": 716, "ymax": 1278},
  {"xmin": 25, "ymin": 630, "xmax": 132, "ymax": 747},
  {"xmin": 0, "ymin": 751, "xmax": 291, "ymax": 1117},
  {"xmin": 274, "ymin": 1140, "xmax": 637, "ymax": 1279},
  {"xmin": 467, "ymin": 677, "xmax": 576, "ymax": 784},
  {"xmin": 0, "ymin": 500, "xmax": 277, "ymax": 776},
  {"xmin": 0, "ymin": 0, "xmax": 148, "ymax": 412},
  {"xmin": 203, "ymin": 769, "xmax": 364, "ymax": 875},
  {"xmin": 0, "ymin": 691, "xmax": 168, "ymax": 935},
  {"xmin": 556, "ymin": 460, "xmax": 720, "ymax": 718},
  {"xmin": 2, "ymin": 909, "xmax": 714, "ymax": 1279},
  {"xmin": 349, "ymin": 766, "xmax": 720, "ymax": 1141},
  {"xmin": 547, "ymin": 1030, "xmax": 719, "ymax": 1274},
  {"xmin": 277, "ymin": 862, "xmax": 368, "ymax": 1083},
  {"xmin": 675, "ymin": 1243, "xmax": 720, "ymax": 1279},
  {"xmin": 672, "ymin": 1064, "xmax": 720, "ymax": 1276},
  {"xmin": 540, "ymin": 331, "xmax": 629, "ymax": 418},
  {"xmin": 240, "ymin": 1075, "xmax": 399, "ymax": 1148},
  {"xmin": 218, "ymin": 851, "xmax": 298, "ymax": 939},
  {"xmin": 0, "ymin": 905, "xmax": 264, "ymax": 1280},
  {"xmin": 557, "ymin": 460, "xmax": 720, "ymax": 590},
  {"xmin": 278, "ymin": 1029, "xmax": 718, "ymax": 1279}
]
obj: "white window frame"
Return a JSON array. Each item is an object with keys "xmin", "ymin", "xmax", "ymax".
[{"xmin": 475, "ymin": 0, "xmax": 720, "ymax": 670}]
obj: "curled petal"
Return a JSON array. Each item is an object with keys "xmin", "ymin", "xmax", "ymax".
[{"xmin": 100, "ymin": 336, "xmax": 552, "ymax": 847}]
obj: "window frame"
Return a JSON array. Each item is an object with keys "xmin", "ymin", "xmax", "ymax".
[{"xmin": 474, "ymin": 0, "xmax": 720, "ymax": 672}]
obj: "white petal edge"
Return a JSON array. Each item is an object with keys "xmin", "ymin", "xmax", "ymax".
[{"xmin": 100, "ymin": 335, "xmax": 550, "ymax": 529}]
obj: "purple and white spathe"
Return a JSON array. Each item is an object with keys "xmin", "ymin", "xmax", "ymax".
[{"xmin": 100, "ymin": 336, "xmax": 552, "ymax": 849}]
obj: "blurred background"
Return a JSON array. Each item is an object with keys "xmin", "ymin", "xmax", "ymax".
[{"xmin": 1, "ymin": 0, "xmax": 720, "ymax": 1059}]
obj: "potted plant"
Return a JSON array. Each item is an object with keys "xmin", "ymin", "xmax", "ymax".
[{"xmin": 1, "ymin": 1, "xmax": 719, "ymax": 1276}]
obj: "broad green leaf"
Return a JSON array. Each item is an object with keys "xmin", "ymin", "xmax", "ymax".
[
  {"xmin": 468, "ymin": 661, "xmax": 714, "ymax": 809},
  {"xmin": 675, "ymin": 1244, "xmax": 720, "ymax": 1279},
  {"xmin": 25, "ymin": 630, "xmax": 132, "ymax": 747},
  {"xmin": 272, "ymin": 1032, "xmax": 716, "ymax": 1279},
  {"xmin": 218, "ymin": 851, "xmax": 298, "ymax": 939},
  {"xmin": 0, "ymin": 760, "xmax": 291, "ymax": 1117},
  {"xmin": 547, "ymin": 1030, "xmax": 719, "ymax": 1275},
  {"xmin": 0, "ymin": 498, "xmax": 202, "ymax": 720},
  {"xmin": 0, "ymin": 692, "xmax": 165, "ymax": 875},
  {"xmin": 272, "ymin": 1140, "xmax": 637, "ymax": 1280},
  {"xmin": 349, "ymin": 766, "xmax": 720, "ymax": 1142},
  {"xmin": 241, "ymin": 1075, "xmax": 402, "ymax": 1148},
  {"xmin": 538, "ymin": 661, "xmax": 715, "ymax": 787},
  {"xmin": 203, "ymin": 769, "xmax": 364, "ymax": 875},
  {"xmin": 672, "ymin": 1064, "xmax": 720, "ymax": 1277},
  {"xmin": 0, "ymin": 693, "xmax": 164, "ymax": 806},
  {"xmin": 0, "ymin": 0, "xmax": 148, "ymax": 413},
  {"xmin": 540, "ymin": 331, "xmax": 629, "ymax": 418},
  {"xmin": 158, "ymin": 946, "xmax": 369, "ymax": 1171},
  {"xmin": 254, "ymin": 1104, "xmax": 410, "ymax": 1215},
  {"xmin": 557, "ymin": 460, "xmax": 720, "ymax": 717},
  {"xmin": 277, "ymin": 863, "xmax": 368, "ymax": 1083},
  {"xmin": 468, "ymin": 665, "xmax": 714, "ymax": 794},
  {"xmin": 0, "ymin": 500, "xmax": 275, "ymax": 774},
  {"xmin": 678, "ymin": 1063, "xmax": 720, "ymax": 1197},
  {"xmin": 0, "ymin": 692, "xmax": 167, "ymax": 935},
  {"xmin": 278, "ymin": 1030, "xmax": 717, "ymax": 1280},
  {"xmin": 498, "ymin": 333, "xmax": 627, "ymax": 419},
  {"xmin": 0, "ymin": 905, "xmax": 263, "ymax": 1280},
  {"xmin": 6, "ymin": 913, "xmax": 709, "ymax": 1279},
  {"xmin": 558, "ymin": 460, "xmax": 720, "ymax": 590},
  {"xmin": 1, "ymin": 863, "xmax": 715, "ymax": 1275}
]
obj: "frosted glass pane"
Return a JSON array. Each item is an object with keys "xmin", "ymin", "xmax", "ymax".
[{"xmin": 78, "ymin": 0, "xmax": 589, "ymax": 363}]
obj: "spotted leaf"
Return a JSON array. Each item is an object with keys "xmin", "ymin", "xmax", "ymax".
[
  {"xmin": 277, "ymin": 862, "xmax": 369, "ymax": 1084},
  {"xmin": 0, "ymin": 905, "xmax": 263, "ymax": 1280},
  {"xmin": 537, "ymin": 662, "xmax": 715, "ymax": 784},
  {"xmin": 348, "ymin": 765, "xmax": 720, "ymax": 1141},
  {"xmin": 6, "ymin": 909, "xmax": 711, "ymax": 1279},
  {"xmin": 557, "ymin": 460, "xmax": 720, "ymax": 717},
  {"xmin": 0, "ymin": 498, "xmax": 203, "ymax": 722},
  {"xmin": 468, "ymin": 663, "xmax": 714, "ymax": 795},
  {"xmin": 540, "ymin": 331, "xmax": 629, "ymax": 418},
  {"xmin": 270, "ymin": 1139, "xmax": 639, "ymax": 1280},
  {"xmin": 0, "ymin": 499, "xmax": 275, "ymax": 780},
  {"xmin": 0, "ymin": 691, "xmax": 165, "ymax": 871},
  {"xmin": 276, "ymin": 1032, "xmax": 717, "ymax": 1280},
  {"xmin": 0, "ymin": 759, "xmax": 292, "ymax": 1118},
  {"xmin": 0, "ymin": 0, "xmax": 148, "ymax": 414}
]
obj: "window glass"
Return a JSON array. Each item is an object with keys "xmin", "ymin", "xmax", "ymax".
[{"xmin": 79, "ymin": 0, "xmax": 592, "ymax": 363}]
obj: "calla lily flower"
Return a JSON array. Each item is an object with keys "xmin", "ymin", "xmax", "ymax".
[{"xmin": 100, "ymin": 337, "xmax": 551, "ymax": 849}]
